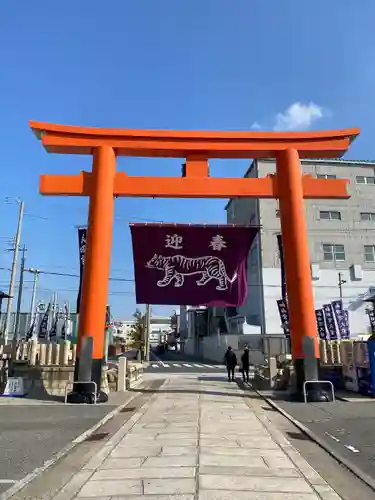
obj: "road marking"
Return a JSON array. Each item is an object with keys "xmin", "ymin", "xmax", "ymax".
[
  {"xmin": 325, "ymin": 432, "xmax": 340, "ymax": 443},
  {"xmin": 0, "ymin": 480, "xmax": 16, "ymax": 484},
  {"xmin": 148, "ymin": 361, "xmax": 225, "ymax": 370},
  {"xmin": 345, "ymin": 444, "xmax": 360, "ymax": 453},
  {"xmin": 150, "ymin": 352, "xmax": 167, "ymax": 367}
]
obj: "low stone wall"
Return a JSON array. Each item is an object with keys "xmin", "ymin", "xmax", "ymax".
[
  {"xmin": 11, "ymin": 362, "xmax": 76, "ymax": 398},
  {"xmin": 8, "ymin": 359, "xmax": 143, "ymax": 399},
  {"xmin": 1, "ymin": 340, "xmax": 144, "ymax": 399},
  {"xmin": 128, "ymin": 362, "xmax": 143, "ymax": 388},
  {"xmin": 0, "ymin": 339, "xmax": 76, "ymax": 366}
]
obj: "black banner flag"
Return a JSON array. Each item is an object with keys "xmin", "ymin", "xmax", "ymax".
[
  {"xmin": 276, "ymin": 234, "xmax": 287, "ymax": 301},
  {"xmin": 76, "ymin": 227, "xmax": 87, "ymax": 313}
]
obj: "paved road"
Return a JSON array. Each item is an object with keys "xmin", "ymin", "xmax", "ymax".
[
  {"xmin": 147, "ymin": 349, "xmax": 225, "ymax": 373},
  {"xmin": 0, "ymin": 404, "xmax": 117, "ymax": 495},
  {"xmin": 146, "ymin": 349, "xmax": 255, "ymax": 376},
  {"xmin": 147, "ymin": 359, "xmax": 226, "ymax": 372},
  {"xmin": 265, "ymin": 394, "xmax": 375, "ymax": 484}
]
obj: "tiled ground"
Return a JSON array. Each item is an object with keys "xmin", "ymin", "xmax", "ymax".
[{"xmin": 53, "ymin": 378, "xmax": 342, "ymax": 500}]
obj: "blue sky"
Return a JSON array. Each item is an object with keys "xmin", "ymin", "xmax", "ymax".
[{"xmin": 1, "ymin": 0, "xmax": 374, "ymax": 319}]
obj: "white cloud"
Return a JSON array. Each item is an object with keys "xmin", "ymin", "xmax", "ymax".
[
  {"xmin": 273, "ymin": 102, "xmax": 326, "ymax": 131},
  {"xmin": 250, "ymin": 121, "xmax": 262, "ymax": 130}
]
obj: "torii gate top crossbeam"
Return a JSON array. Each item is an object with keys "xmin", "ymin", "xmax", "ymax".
[
  {"xmin": 30, "ymin": 121, "xmax": 360, "ymax": 199},
  {"xmin": 30, "ymin": 121, "xmax": 359, "ymax": 159}
]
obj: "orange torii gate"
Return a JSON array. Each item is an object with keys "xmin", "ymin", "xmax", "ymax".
[{"xmin": 30, "ymin": 121, "xmax": 359, "ymax": 402}]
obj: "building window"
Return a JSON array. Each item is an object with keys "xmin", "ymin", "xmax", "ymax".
[
  {"xmin": 364, "ymin": 245, "xmax": 375, "ymax": 263},
  {"xmin": 317, "ymin": 174, "xmax": 337, "ymax": 179},
  {"xmin": 360, "ymin": 212, "xmax": 375, "ymax": 221},
  {"xmin": 323, "ymin": 244, "xmax": 345, "ymax": 262},
  {"xmin": 320, "ymin": 210, "xmax": 341, "ymax": 220},
  {"xmin": 356, "ymin": 176, "xmax": 375, "ymax": 185}
]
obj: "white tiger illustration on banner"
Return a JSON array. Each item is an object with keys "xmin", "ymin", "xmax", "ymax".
[
  {"xmin": 146, "ymin": 254, "xmax": 238, "ymax": 290},
  {"xmin": 130, "ymin": 223, "xmax": 259, "ymax": 306}
]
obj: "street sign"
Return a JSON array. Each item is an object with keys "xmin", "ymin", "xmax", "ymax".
[{"xmin": 1, "ymin": 377, "xmax": 25, "ymax": 397}]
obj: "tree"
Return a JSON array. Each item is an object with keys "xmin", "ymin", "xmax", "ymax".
[{"xmin": 130, "ymin": 308, "xmax": 146, "ymax": 342}]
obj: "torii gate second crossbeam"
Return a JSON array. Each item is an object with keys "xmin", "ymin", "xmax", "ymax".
[{"xmin": 30, "ymin": 121, "xmax": 359, "ymax": 403}]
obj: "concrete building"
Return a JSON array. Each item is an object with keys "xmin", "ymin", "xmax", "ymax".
[
  {"xmin": 112, "ymin": 320, "xmax": 135, "ymax": 343},
  {"xmin": 148, "ymin": 315, "xmax": 172, "ymax": 347},
  {"xmin": 226, "ymin": 158, "xmax": 375, "ymax": 337}
]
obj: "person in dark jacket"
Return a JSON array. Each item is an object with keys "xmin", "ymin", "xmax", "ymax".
[
  {"xmin": 241, "ymin": 346, "xmax": 250, "ymax": 383},
  {"xmin": 224, "ymin": 346, "xmax": 237, "ymax": 382}
]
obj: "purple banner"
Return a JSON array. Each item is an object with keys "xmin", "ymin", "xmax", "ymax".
[
  {"xmin": 76, "ymin": 227, "xmax": 87, "ymax": 314},
  {"xmin": 344, "ymin": 310, "xmax": 350, "ymax": 338},
  {"xmin": 323, "ymin": 303, "xmax": 338, "ymax": 340},
  {"xmin": 331, "ymin": 300, "xmax": 350, "ymax": 339},
  {"xmin": 276, "ymin": 234, "xmax": 287, "ymax": 301},
  {"xmin": 277, "ymin": 299, "xmax": 290, "ymax": 335},
  {"xmin": 130, "ymin": 224, "xmax": 258, "ymax": 306},
  {"xmin": 38, "ymin": 302, "xmax": 51, "ymax": 340},
  {"xmin": 368, "ymin": 310, "xmax": 375, "ymax": 333},
  {"xmin": 105, "ymin": 305, "xmax": 111, "ymax": 328},
  {"xmin": 315, "ymin": 309, "xmax": 327, "ymax": 340}
]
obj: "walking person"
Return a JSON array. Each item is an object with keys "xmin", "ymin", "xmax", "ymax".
[
  {"xmin": 241, "ymin": 345, "xmax": 250, "ymax": 383},
  {"xmin": 224, "ymin": 346, "xmax": 237, "ymax": 382}
]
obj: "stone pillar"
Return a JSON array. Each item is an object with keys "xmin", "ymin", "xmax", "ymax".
[
  {"xmin": 117, "ymin": 356, "xmax": 127, "ymax": 392},
  {"xmin": 39, "ymin": 343, "xmax": 47, "ymax": 365},
  {"xmin": 59, "ymin": 340, "xmax": 70, "ymax": 366},
  {"xmin": 46, "ymin": 342, "xmax": 53, "ymax": 365},
  {"xmin": 29, "ymin": 340, "xmax": 38, "ymax": 366},
  {"xmin": 268, "ymin": 357, "xmax": 278, "ymax": 388}
]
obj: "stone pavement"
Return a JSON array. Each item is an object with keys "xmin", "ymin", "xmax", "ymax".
[{"xmin": 52, "ymin": 377, "xmax": 342, "ymax": 500}]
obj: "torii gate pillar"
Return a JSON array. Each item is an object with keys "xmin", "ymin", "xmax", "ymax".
[
  {"xmin": 73, "ymin": 146, "xmax": 116, "ymax": 402},
  {"xmin": 277, "ymin": 149, "xmax": 320, "ymax": 393},
  {"xmin": 29, "ymin": 122, "xmax": 359, "ymax": 403}
]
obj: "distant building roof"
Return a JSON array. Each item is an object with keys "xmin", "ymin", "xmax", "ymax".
[{"xmin": 224, "ymin": 158, "xmax": 375, "ymax": 211}]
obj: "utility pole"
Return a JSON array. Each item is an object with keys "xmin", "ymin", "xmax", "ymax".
[
  {"xmin": 27, "ymin": 268, "xmax": 40, "ymax": 328},
  {"xmin": 145, "ymin": 304, "xmax": 151, "ymax": 361},
  {"xmin": 3, "ymin": 200, "xmax": 24, "ymax": 343},
  {"xmin": 14, "ymin": 245, "xmax": 27, "ymax": 341},
  {"xmin": 338, "ymin": 272, "xmax": 347, "ymax": 300}
]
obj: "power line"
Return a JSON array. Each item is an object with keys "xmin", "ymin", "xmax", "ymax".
[
  {"xmin": 0, "ymin": 267, "xmax": 134, "ymax": 282},
  {"xmin": 33, "ymin": 288, "xmax": 133, "ymax": 295},
  {"xmin": 8, "ymin": 201, "xmax": 167, "ymax": 225},
  {"xmin": 3, "ymin": 284, "xmax": 133, "ymax": 296},
  {"xmin": 39, "ymin": 270, "xmax": 134, "ymax": 282},
  {"xmin": 35, "ymin": 263, "xmax": 132, "ymax": 274},
  {"xmin": 0, "ymin": 266, "xmax": 374, "ymax": 289}
]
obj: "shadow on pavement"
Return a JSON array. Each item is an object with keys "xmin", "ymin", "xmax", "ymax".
[
  {"xmin": 286, "ymin": 430, "xmax": 311, "ymax": 441},
  {"xmin": 130, "ymin": 387, "xmax": 256, "ymax": 398},
  {"xmin": 129, "ymin": 378, "xmax": 260, "ymax": 399}
]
